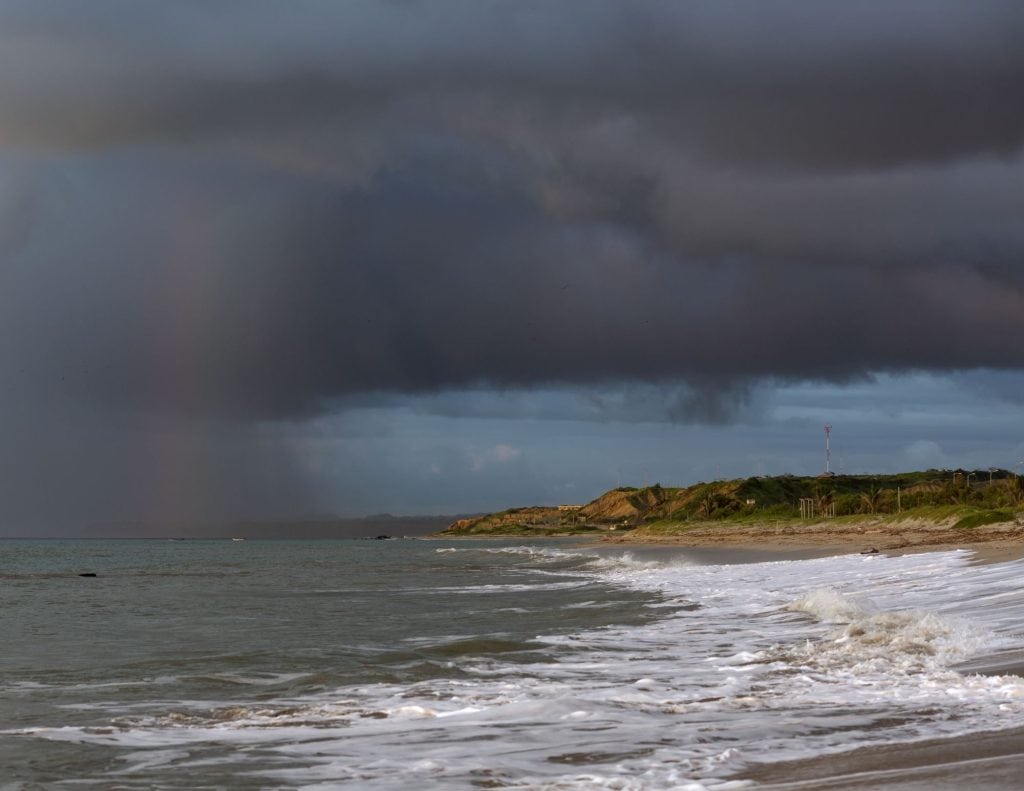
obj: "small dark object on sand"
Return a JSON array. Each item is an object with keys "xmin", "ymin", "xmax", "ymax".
[
  {"xmin": 78, "ymin": 572, "xmax": 98, "ymax": 577},
  {"xmin": 860, "ymin": 547, "xmax": 879, "ymax": 555}
]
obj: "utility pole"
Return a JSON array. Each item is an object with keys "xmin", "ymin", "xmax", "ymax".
[{"xmin": 824, "ymin": 425, "xmax": 832, "ymax": 475}]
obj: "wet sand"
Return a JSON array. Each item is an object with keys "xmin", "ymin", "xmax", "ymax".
[
  {"xmin": 739, "ymin": 727, "xmax": 1024, "ymax": 790},
  {"xmin": 583, "ymin": 542, "xmax": 849, "ymax": 566}
]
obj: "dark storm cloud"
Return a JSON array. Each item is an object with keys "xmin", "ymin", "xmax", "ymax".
[
  {"xmin": 3, "ymin": 2, "xmax": 1024, "ymax": 166},
  {"xmin": 2, "ymin": 2, "xmax": 1024, "ymax": 419},
  {"xmin": 6, "ymin": 145, "xmax": 1022, "ymax": 428}
]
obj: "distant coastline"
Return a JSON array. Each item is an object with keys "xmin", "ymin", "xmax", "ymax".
[
  {"xmin": 436, "ymin": 469, "xmax": 1024, "ymax": 559},
  {"xmin": 8, "ymin": 514, "xmax": 463, "ymax": 541}
]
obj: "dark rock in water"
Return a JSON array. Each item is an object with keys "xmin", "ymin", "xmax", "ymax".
[
  {"xmin": 374, "ymin": 534, "xmax": 392, "ymax": 540},
  {"xmin": 78, "ymin": 572, "xmax": 98, "ymax": 577},
  {"xmin": 860, "ymin": 547, "xmax": 879, "ymax": 555}
]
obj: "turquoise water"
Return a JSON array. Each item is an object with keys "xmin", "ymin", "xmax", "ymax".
[{"xmin": 3, "ymin": 539, "xmax": 1024, "ymax": 789}]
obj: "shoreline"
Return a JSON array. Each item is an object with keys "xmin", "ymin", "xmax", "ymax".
[
  {"xmin": 427, "ymin": 520, "xmax": 1024, "ymax": 790},
  {"xmin": 433, "ymin": 517, "xmax": 1024, "ymax": 563},
  {"xmin": 598, "ymin": 517, "xmax": 1024, "ymax": 563},
  {"xmin": 739, "ymin": 726, "xmax": 1024, "ymax": 790}
]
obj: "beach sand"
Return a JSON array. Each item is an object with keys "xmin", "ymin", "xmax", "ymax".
[
  {"xmin": 599, "ymin": 517, "xmax": 1024, "ymax": 564},
  {"xmin": 740, "ymin": 727, "xmax": 1024, "ymax": 790}
]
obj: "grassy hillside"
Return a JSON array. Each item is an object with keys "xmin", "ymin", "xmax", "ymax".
[{"xmin": 438, "ymin": 469, "xmax": 1024, "ymax": 536}]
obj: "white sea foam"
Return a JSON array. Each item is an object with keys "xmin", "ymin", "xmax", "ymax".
[
  {"xmin": 11, "ymin": 548, "xmax": 1024, "ymax": 789},
  {"xmin": 583, "ymin": 551, "xmax": 678, "ymax": 572},
  {"xmin": 786, "ymin": 587, "xmax": 875, "ymax": 622},
  {"xmin": 440, "ymin": 545, "xmax": 589, "ymax": 562}
]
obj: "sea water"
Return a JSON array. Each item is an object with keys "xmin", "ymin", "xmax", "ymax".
[{"xmin": 2, "ymin": 538, "xmax": 1024, "ymax": 789}]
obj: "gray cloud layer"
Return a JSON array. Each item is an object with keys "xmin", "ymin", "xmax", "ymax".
[{"xmin": 2, "ymin": 2, "xmax": 1023, "ymax": 527}]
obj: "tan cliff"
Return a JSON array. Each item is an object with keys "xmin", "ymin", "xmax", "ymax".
[{"xmin": 437, "ymin": 471, "xmax": 1024, "ymax": 538}]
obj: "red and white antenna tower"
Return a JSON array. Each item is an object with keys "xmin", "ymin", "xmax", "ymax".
[{"xmin": 824, "ymin": 424, "xmax": 832, "ymax": 475}]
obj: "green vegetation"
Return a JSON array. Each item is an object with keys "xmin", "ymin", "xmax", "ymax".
[
  {"xmin": 437, "ymin": 469, "xmax": 1024, "ymax": 536},
  {"xmin": 952, "ymin": 509, "xmax": 1015, "ymax": 531}
]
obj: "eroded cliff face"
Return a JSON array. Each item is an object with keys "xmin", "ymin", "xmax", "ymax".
[
  {"xmin": 440, "ymin": 485, "xmax": 690, "ymax": 535},
  {"xmin": 578, "ymin": 489, "xmax": 646, "ymax": 522},
  {"xmin": 442, "ymin": 506, "xmax": 566, "ymax": 535},
  {"xmin": 579, "ymin": 485, "xmax": 709, "ymax": 521}
]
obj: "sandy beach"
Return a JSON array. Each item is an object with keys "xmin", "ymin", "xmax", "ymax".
[
  {"xmin": 599, "ymin": 516, "xmax": 1024, "ymax": 564},
  {"xmin": 740, "ymin": 726, "xmax": 1024, "ymax": 790}
]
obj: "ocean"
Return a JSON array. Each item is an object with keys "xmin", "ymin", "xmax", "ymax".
[{"xmin": 3, "ymin": 538, "xmax": 1024, "ymax": 789}]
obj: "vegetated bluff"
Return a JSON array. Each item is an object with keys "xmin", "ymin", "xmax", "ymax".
[{"xmin": 439, "ymin": 470, "xmax": 1024, "ymax": 536}]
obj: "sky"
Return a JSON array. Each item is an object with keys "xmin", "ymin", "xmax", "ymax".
[{"xmin": 1, "ymin": 1, "xmax": 1023, "ymax": 534}]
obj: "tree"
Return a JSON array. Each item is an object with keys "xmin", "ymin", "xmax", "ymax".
[{"xmin": 859, "ymin": 487, "xmax": 883, "ymax": 514}]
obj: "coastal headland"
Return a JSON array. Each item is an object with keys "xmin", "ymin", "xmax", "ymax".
[{"xmin": 437, "ymin": 469, "xmax": 1024, "ymax": 558}]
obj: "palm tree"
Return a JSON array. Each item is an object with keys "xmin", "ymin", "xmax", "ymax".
[{"xmin": 859, "ymin": 487, "xmax": 883, "ymax": 515}]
